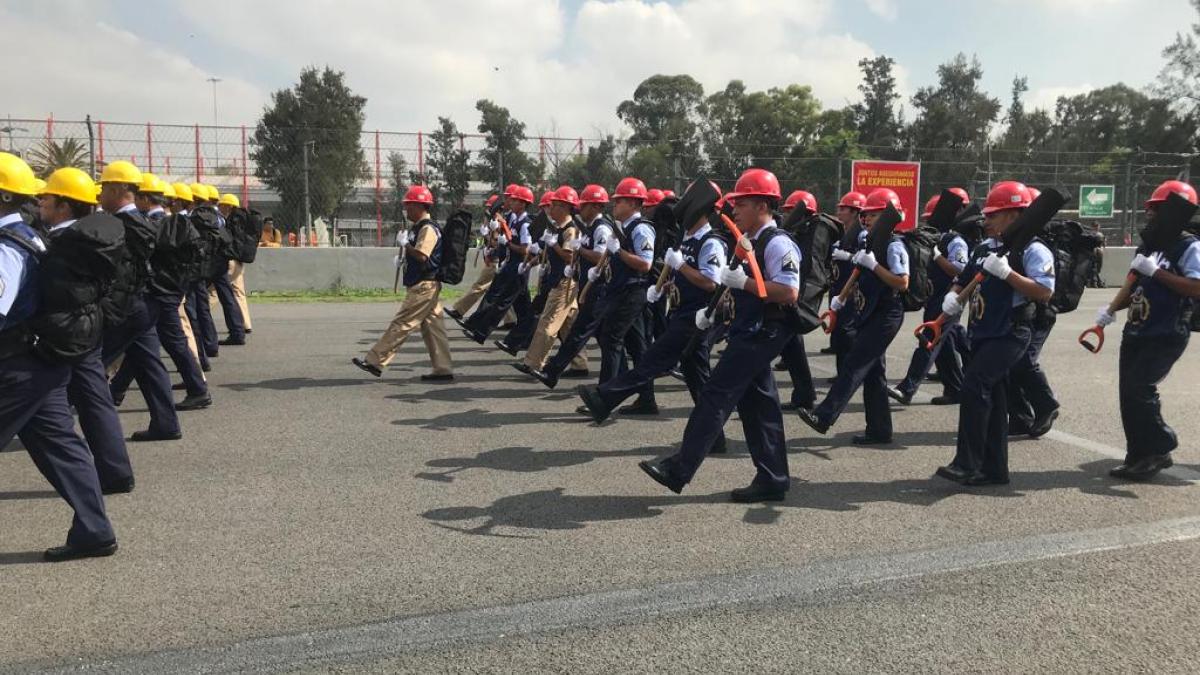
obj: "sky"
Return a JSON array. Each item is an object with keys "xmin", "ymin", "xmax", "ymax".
[{"xmin": 4, "ymin": 0, "xmax": 1194, "ymax": 138}]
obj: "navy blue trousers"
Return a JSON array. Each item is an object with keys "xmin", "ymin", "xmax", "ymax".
[
  {"xmin": 778, "ymin": 334, "xmax": 815, "ymax": 407},
  {"xmin": 950, "ymin": 326, "xmax": 1032, "ymax": 480},
  {"xmin": 103, "ymin": 296, "xmax": 181, "ymax": 436},
  {"xmin": 898, "ymin": 299, "xmax": 967, "ymax": 398},
  {"xmin": 0, "ymin": 354, "xmax": 115, "ymax": 546},
  {"xmin": 186, "ymin": 281, "xmax": 219, "ymax": 358},
  {"xmin": 597, "ymin": 309, "xmax": 717, "ymax": 417},
  {"xmin": 596, "ymin": 285, "xmax": 648, "ymax": 386},
  {"xmin": 464, "ymin": 264, "xmax": 532, "ymax": 341},
  {"xmin": 67, "ymin": 347, "xmax": 132, "ymax": 486},
  {"xmin": 113, "ymin": 292, "xmax": 208, "ymax": 399},
  {"xmin": 1008, "ymin": 314, "xmax": 1058, "ymax": 431},
  {"xmin": 500, "ymin": 277, "xmax": 550, "ymax": 351},
  {"xmin": 814, "ymin": 303, "xmax": 904, "ymax": 439},
  {"xmin": 662, "ymin": 322, "xmax": 793, "ymax": 490},
  {"xmin": 213, "ymin": 272, "xmax": 245, "ymax": 341},
  {"xmin": 1120, "ymin": 333, "xmax": 1189, "ymax": 460},
  {"xmin": 544, "ymin": 285, "xmax": 605, "ymax": 376}
]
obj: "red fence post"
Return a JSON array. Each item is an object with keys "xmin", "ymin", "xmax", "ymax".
[
  {"xmin": 241, "ymin": 125, "xmax": 249, "ymax": 206},
  {"xmin": 146, "ymin": 122, "xmax": 153, "ymax": 173},
  {"xmin": 46, "ymin": 115, "xmax": 53, "ymax": 143},
  {"xmin": 375, "ymin": 130, "xmax": 382, "ymax": 246},
  {"xmin": 194, "ymin": 124, "xmax": 202, "ymax": 181},
  {"xmin": 97, "ymin": 121, "xmax": 105, "ymax": 164},
  {"xmin": 417, "ymin": 131, "xmax": 424, "ymax": 181}
]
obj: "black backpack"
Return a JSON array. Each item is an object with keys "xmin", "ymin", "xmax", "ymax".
[
  {"xmin": 227, "ymin": 207, "xmax": 261, "ymax": 264},
  {"xmin": 0, "ymin": 214, "xmax": 125, "ymax": 364},
  {"xmin": 437, "ymin": 209, "xmax": 471, "ymax": 285},
  {"xmin": 1044, "ymin": 220, "xmax": 1104, "ymax": 314},
  {"xmin": 102, "ymin": 209, "xmax": 159, "ymax": 327},
  {"xmin": 152, "ymin": 212, "xmax": 204, "ymax": 293},
  {"xmin": 191, "ymin": 207, "xmax": 232, "ymax": 281},
  {"xmin": 900, "ymin": 226, "xmax": 939, "ymax": 312},
  {"xmin": 788, "ymin": 213, "xmax": 841, "ymax": 333}
]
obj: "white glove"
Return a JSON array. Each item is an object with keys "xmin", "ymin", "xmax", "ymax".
[
  {"xmin": 566, "ymin": 238, "xmax": 582, "ymax": 252},
  {"xmin": 495, "ymin": 234, "xmax": 507, "ymax": 246},
  {"xmin": 587, "ymin": 266, "xmax": 600, "ymax": 283},
  {"xmin": 830, "ymin": 296, "xmax": 844, "ymax": 312},
  {"xmin": 664, "ymin": 248, "xmax": 685, "ymax": 270},
  {"xmin": 982, "ymin": 253, "xmax": 1012, "ymax": 280},
  {"xmin": 605, "ymin": 237, "xmax": 620, "ymax": 254},
  {"xmin": 694, "ymin": 308, "xmax": 713, "ymax": 330},
  {"xmin": 720, "ymin": 264, "xmax": 749, "ymax": 290},
  {"xmin": 563, "ymin": 264, "xmax": 574, "ymax": 278},
  {"xmin": 541, "ymin": 230, "xmax": 556, "ymax": 244},
  {"xmin": 518, "ymin": 262, "xmax": 529, "ymax": 275},
  {"xmin": 1131, "ymin": 253, "xmax": 1159, "ymax": 278},
  {"xmin": 1095, "ymin": 307, "xmax": 1116, "ymax": 328},
  {"xmin": 528, "ymin": 242, "xmax": 541, "ymax": 256},
  {"xmin": 942, "ymin": 291, "xmax": 962, "ymax": 316},
  {"xmin": 396, "ymin": 231, "xmax": 409, "ymax": 247},
  {"xmin": 392, "ymin": 254, "xmax": 403, "ymax": 270},
  {"xmin": 478, "ymin": 224, "xmax": 489, "ymax": 237},
  {"xmin": 852, "ymin": 249, "xmax": 878, "ymax": 271},
  {"xmin": 831, "ymin": 248, "xmax": 852, "ymax": 262},
  {"xmin": 489, "ymin": 221, "xmax": 500, "ymax": 232},
  {"xmin": 646, "ymin": 286, "xmax": 662, "ymax": 303}
]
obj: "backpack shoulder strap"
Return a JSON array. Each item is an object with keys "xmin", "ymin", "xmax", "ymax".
[{"xmin": 0, "ymin": 227, "xmax": 44, "ymax": 258}]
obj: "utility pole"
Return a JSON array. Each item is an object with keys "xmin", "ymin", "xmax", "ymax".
[
  {"xmin": 207, "ymin": 77, "xmax": 221, "ymax": 169},
  {"xmin": 303, "ymin": 140, "xmax": 314, "ymax": 247}
]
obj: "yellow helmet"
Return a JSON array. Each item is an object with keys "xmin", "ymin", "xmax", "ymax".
[
  {"xmin": 162, "ymin": 182, "xmax": 177, "ymax": 200},
  {"xmin": 189, "ymin": 182, "xmax": 207, "ymax": 202},
  {"xmin": 205, "ymin": 184, "xmax": 221, "ymax": 201},
  {"xmin": 0, "ymin": 152, "xmax": 38, "ymax": 196},
  {"xmin": 219, "ymin": 193, "xmax": 240, "ymax": 208},
  {"xmin": 99, "ymin": 160, "xmax": 143, "ymax": 185},
  {"xmin": 173, "ymin": 182, "xmax": 195, "ymax": 202},
  {"xmin": 42, "ymin": 167, "xmax": 99, "ymax": 205},
  {"xmin": 34, "ymin": 178, "xmax": 47, "ymax": 193},
  {"xmin": 138, "ymin": 172, "xmax": 165, "ymax": 194}
]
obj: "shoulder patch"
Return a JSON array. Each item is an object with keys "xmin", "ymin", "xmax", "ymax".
[
  {"xmin": 640, "ymin": 241, "xmax": 653, "ymax": 252},
  {"xmin": 781, "ymin": 256, "xmax": 799, "ymax": 274},
  {"xmin": 706, "ymin": 254, "xmax": 720, "ymax": 266}
]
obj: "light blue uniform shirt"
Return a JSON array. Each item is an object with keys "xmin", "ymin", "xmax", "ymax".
[
  {"xmin": 621, "ymin": 212, "xmax": 655, "ymax": 263},
  {"xmin": 755, "ymin": 222, "xmax": 802, "ymax": 289}
]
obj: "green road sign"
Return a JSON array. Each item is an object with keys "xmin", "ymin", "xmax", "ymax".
[{"xmin": 1079, "ymin": 185, "xmax": 1115, "ymax": 218}]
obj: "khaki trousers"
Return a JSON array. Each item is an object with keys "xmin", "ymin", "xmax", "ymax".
[
  {"xmin": 180, "ymin": 299, "xmax": 203, "ymax": 379},
  {"xmin": 229, "ymin": 260, "xmax": 252, "ymax": 330},
  {"xmin": 524, "ymin": 280, "xmax": 586, "ymax": 371},
  {"xmin": 366, "ymin": 280, "xmax": 453, "ymax": 374}
]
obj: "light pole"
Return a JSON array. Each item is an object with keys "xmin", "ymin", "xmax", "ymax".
[{"xmin": 206, "ymin": 76, "xmax": 221, "ymax": 171}]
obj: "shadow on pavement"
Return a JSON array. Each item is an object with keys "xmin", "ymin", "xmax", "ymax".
[
  {"xmin": 0, "ymin": 551, "xmax": 46, "ymax": 566},
  {"xmin": 414, "ymin": 445, "xmax": 668, "ymax": 483},
  {"xmin": 393, "ymin": 408, "xmax": 671, "ymax": 430},
  {"xmin": 0, "ymin": 490, "xmax": 59, "ymax": 501},
  {"xmin": 220, "ymin": 378, "xmax": 374, "ymax": 392}
]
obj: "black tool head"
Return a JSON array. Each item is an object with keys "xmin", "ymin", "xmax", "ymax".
[
  {"xmin": 652, "ymin": 197, "xmax": 681, "ymax": 252},
  {"xmin": 866, "ymin": 203, "xmax": 902, "ymax": 259},
  {"xmin": 782, "ymin": 202, "xmax": 815, "ymax": 233},
  {"xmin": 1140, "ymin": 191, "xmax": 1200, "ymax": 253},
  {"xmin": 1001, "ymin": 187, "xmax": 1067, "ymax": 254},
  {"xmin": 674, "ymin": 178, "xmax": 721, "ymax": 235},
  {"xmin": 929, "ymin": 189, "xmax": 966, "ymax": 233}
]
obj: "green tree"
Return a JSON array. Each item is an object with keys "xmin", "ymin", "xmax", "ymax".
[
  {"xmin": 1155, "ymin": 0, "xmax": 1200, "ymax": 116},
  {"xmin": 701, "ymin": 81, "xmax": 824, "ymax": 182},
  {"xmin": 908, "ymin": 53, "xmax": 1001, "ymax": 150},
  {"xmin": 555, "ymin": 136, "xmax": 623, "ymax": 189},
  {"xmin": 473, "ymin": 99, "xmax": 540, "ymax": 188},
  {"xmin": 1050, "ymin": 84, "xmax": 1197, "ymax": 155},
  {"xmin": 850, "ymin": 56, "xmax": 903, "ymax": 150},
  {"xmin": 423, "ymin": 116, "xmax": 471, "ymax": 215},
  {"xmin": 386, "ymin": 150, "xmax": 408, "ymax": 228},
  {"xmin": 27, "ymin": 137, "xmax": 89, "ymax": 177},
  {"xmin": 252, "ymin": 67, "xmax": 367, "ymax": 231},
  {"xmin": 617, "ymin": 74, "xmax": 706, "ymax": 184}
]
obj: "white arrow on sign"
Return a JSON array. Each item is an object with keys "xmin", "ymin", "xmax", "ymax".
[{"xmin": 1086, "ymin": 189, "xmax": 1110, "ymax": 206}]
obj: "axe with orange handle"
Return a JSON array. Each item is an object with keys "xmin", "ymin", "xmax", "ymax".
[
  {"xmin": 719, "ymin": 213, "xmax": 766, "ymax": 298},
  {"xmin": 1078, "ymin": 272, "xmax": 1135, "ymax": 354}
]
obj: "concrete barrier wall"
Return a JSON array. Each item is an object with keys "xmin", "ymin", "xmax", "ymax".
[{"xmin": 243, "ymin": 246, "xmax": 1139, "ymax": 293}]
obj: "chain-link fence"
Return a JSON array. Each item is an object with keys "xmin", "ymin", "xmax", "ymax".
[{"xmin": 5, "ymin": 117, "xmax": 1194, "ymax": 246}]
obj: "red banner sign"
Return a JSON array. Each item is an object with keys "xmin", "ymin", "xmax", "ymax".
[{"xmin": 851, "ymin": 160, "xmax": 921, "ymax": 232}]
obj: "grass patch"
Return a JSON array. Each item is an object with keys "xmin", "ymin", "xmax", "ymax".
[{"xmin": 250, "ymin": 287, "xmax": 465, "ymax": 303}]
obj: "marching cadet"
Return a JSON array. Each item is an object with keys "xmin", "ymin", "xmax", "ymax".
[
  {"xmin": 934, "ymin": 181, "xmax": 1055, "ymax": 485},
  {"xmin": 495, "ymin": 190, "xmax": 559, "ymax": 355},
  {"xmin": 445, "ymin": 194, "xmax": 503, "ymax": 321},
  {"xmin": 826, "ymin": 191, "xmax": 866, "ymax": 373},
  {"xmin": 0, "ymin": 152, "xmax": 118, "ymax": 560},
  {"xmin": 577, "ymin": 180, "xmax": 729, "ymax": 454},
  {"xmin": 37, "ymin": 168, "xmax": 135, "ymax": 494},
  {"xmin": 218, "ymin": 193, "xmax": 253, "ymax": 336},
  {"xmin": 200, "ymin": 185, "xmax": 246, "ymax": 347},
  {"xmin": 457, "ymin": 185, "xmax": 535, "ymax": 342},
  {"xmin": 111, "ymin": 174, "xmax": 211, "ymax": 411},
  {"xmin": 1098, "ymin": 180, "xmax": 1199, "ymax": 481},
  {"xmin": 798, "ymin": 188, "xmax": 909, "ymax": 445},
  {"xmin": 638, "ymin": 168, "xmax": 800, "ymax": 502},
  {"xmin": 353, "ymin": 185, "xmax": 454, "ymax": 382},
  {"xmin": 1007, "ymin": 187, "xmax": 1060, "ymax": 436},
  {"xmin": 529, "ymin": 178, "xmax": 653, "ymax": 393},
  {"xmin": 888, "ymin": 188, "xmax": 971, "ymax": 406},
  {"xmin": 776, "ymin": 189, "xmax": 817, "ymax": 411},
  {"xmin": 100, "ymin": 162, "xmax": 182, "ymax": 442},
  {"xmin": 186, "ymin": 182, "xmax": 221, "ymax": 364},
  {"xmin": 170, "ymin": 182, "xmax": 209, "ymax": 374}
]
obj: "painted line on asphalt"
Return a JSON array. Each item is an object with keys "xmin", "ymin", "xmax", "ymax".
[{"xmin": 34, "ymin": 515, "xmax": 1200, "ymax": 674}]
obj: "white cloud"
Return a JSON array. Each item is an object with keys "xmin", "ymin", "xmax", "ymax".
[{"xmin": 865, "ymin": 0, "xmax": 898, "ymax": 21}]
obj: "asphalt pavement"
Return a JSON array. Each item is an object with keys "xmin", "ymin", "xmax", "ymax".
[{"xmin": 2, "ymin": 288, "xmax": 1198, "ymax": 673}]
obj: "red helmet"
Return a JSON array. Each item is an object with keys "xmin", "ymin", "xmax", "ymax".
[
  {"xmin": 579, "ymin": 184, "xmax": 610, "ymax": 204},
  {"xmin": 1146, "ymin": 179, "xmax": 1198, "ymax": 207},
  {"xmin": 837, "ymin": 191, "xmax": 867, "ymax": 210},
  {"xmin": 503, "ymin": 183, "xmax": 519, "ymax": 197},
  {"xmin": 485, "ymin": 194, "xmax": 499, "ymax": 208},
  {"xmin": 728, "ymin": 168, "xmax": 782, "ymax": 201},
  {"xmin": 402, "ymin": 185, "xmax": 434, "ymax": 205},
  {"xmin": 662, "ymin": 189, "xmax": 676, "ymax": 200},
  {"xmin": 783, "ymin": 190, "xmax": 817, "ymax": 213},
  {"xmin": 862, "ymin": 187, "xmax": 902, "ymax": 213},
  {"xmin": 614, "ymin": 177, "xmax": 647, "ymax": 201},
  {"xmin": 982, "ymin": 181, "xmax": 1032, "ymax": 214},
  {"xmin": 510, "ymin": 185, "xmax": 534, "ymax": 204},
  {"xmin": 644, "ymin": 188, "xmax": 665, "ymax": 208},
  {"xmin": 538, "ymin": 190, "xmax": 555, "ymax": 208},
  {"xmin": 1026, "ymin": 187, "xmax": 1041, "ymax": 201},
  {"xmin": 552, "ymin": 185, "xmax": 579, "ymax": 207}
]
